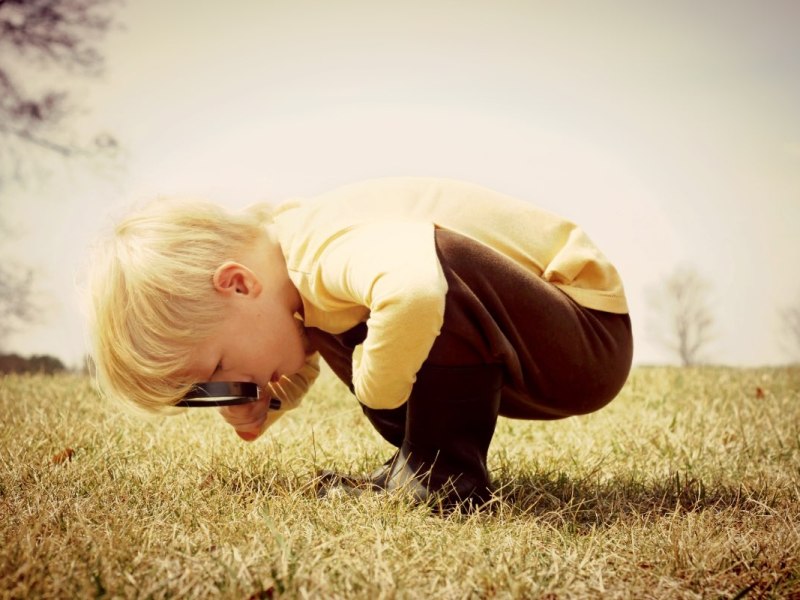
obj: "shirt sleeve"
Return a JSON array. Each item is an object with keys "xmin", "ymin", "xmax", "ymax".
[{"xmin": 318, "ymin": 221, "xmax": 447, "ymax": 409}]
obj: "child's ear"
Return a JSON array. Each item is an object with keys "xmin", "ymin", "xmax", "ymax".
[{"xmin": 213, "ymin": 262, "xmax": 262, "ymax": 296}]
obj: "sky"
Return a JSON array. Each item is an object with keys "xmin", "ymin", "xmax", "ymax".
[{"xmin": 3, "ymin": 0, "xmax": 800, "ymax": 368}]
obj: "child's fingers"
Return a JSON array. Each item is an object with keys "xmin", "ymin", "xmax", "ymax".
[{"xmin": 218, "ymin": 397, "xmax": 268, "ymax": 442}]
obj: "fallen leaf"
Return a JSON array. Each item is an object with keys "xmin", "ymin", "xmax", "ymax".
[
  {"xmin": 247, "ymin": 587, "xmax": 275, "ymax": 600},
  {"xmin": 52, "ymin": 448, "xmax": 75, "ymax": 464}
]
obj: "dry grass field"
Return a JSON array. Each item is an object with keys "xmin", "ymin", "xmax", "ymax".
[{"xmin": 1, "ymin": 366, "xmax": 799, "ymax": 599}]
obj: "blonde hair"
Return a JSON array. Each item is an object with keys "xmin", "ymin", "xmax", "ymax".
[{"xmin": 88, "ymin": 197, "xmax": 273, "ymax": 414}]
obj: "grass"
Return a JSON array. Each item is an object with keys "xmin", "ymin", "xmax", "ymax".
[{"xmin": 1, "ymin": 366, "xmax": 799, "ymax": 599}]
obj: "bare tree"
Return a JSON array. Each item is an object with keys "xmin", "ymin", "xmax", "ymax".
[
  {"xmin": 0, "ymin": 263, "xmax": 35, "ymax": 350},
  {"xmin": 0, "ymin": 0, "xmax": 121, "ymax": 185},
  {"xmin": 0, "ymin": 0, "xmax": 121, "ymax": 343},
  {"xmin": 778, "ymin": 298, "xmax": 800, "ymax": 362},
  {"xmin": 646, "ymin": 265, "xmax": 716, "ymax": 366}
]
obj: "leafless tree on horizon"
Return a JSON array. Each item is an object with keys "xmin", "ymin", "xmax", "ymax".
[
  {"xmin": 778, "ymin": 297, "xmax": 800, "ymax": 362},
  {"xmin": 0, "ymin": 262, "xmax": 36, "ymax": 350},
  {"xmin": 646, "ymin": 265, "xmax": 716, "ymax": 366}
]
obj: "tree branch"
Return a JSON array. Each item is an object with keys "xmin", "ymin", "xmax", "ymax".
[{"xmin": 0, "ymin": 124, "xmax": 76, "ymax": 156}]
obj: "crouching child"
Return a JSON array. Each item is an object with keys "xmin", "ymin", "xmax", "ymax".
[{"xmin": 88, "ymin": 177, "xmax": 633, "ymax": 509}]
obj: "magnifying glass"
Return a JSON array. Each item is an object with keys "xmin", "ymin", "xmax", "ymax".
[{"xmin": 176, "ymin": 381, "xmax": 282, "ymax": 410}]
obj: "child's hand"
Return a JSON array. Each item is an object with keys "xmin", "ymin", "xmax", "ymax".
[{"xmin": 218, "ymin": 397, "xmax": 269, "ymax": 442}]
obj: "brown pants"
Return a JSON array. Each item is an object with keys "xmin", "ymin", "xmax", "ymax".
[{"xmin": 306, "ymin": 228, "xmax": 633, "ymax": 420}]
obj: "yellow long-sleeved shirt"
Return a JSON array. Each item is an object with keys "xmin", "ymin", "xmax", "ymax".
[{"xmin": 269, "ymin": 177, "xmax": 628, "ymax": 412}]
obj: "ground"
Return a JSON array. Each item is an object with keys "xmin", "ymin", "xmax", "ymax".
[{"xmin": 1, "ymin": 366, "xmax": 798, "ymax": 598}]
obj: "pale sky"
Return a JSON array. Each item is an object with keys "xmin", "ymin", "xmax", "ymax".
[{"xmin": 3, "ymin": 0, "xmax": 800, "ymax": 367}]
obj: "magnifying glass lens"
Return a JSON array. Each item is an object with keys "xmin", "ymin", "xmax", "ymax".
[{"xmin": 177, "ymin": 382, "xmax": 280, "ymax": 409}]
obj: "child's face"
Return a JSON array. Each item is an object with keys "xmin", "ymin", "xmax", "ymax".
[{"xmin": 183, "ymin": 263, "xmax": 309, "ymax": 391}]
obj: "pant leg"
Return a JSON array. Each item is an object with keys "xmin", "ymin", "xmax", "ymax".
[
  {"xmin": 305, "ymin": 323, "xmax": 406, "ymax": 447},
  {"xmin": 428, "ymin": 228, "xmax": 633, "ymax": 419},
  {"xmin": 305, "ymin": 322, "xmax": 366, "ymax": 390},
  {"xmin": 306, "ymin": 227, "xmax": 633, "ymax": 421}
]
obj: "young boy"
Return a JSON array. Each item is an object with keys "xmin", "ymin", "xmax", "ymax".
[{"xmin": 89, "ymin": 177, "xmax": 633, "ymax": 508}]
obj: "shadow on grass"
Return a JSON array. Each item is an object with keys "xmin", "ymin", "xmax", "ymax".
[
  {"xmin": 198, "ymin": 459, "xmax": 790, "ymax": 528},
  {"xmin": 488, "ymin": 469, "xmax": 786, "ymax": 526}
]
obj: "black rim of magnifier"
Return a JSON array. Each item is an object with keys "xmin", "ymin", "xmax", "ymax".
[{"xmin": 177, "ymin": 381, "xmax": 281, "ymax": 410}]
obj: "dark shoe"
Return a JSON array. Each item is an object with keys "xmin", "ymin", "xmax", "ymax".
[
  {"xmin": 316, "ymin": 400, "xmax": 406, "ymax": 497},
  {"xmin": 317, "ymin": 404, "xmax": 404, "ymax": 490}
]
